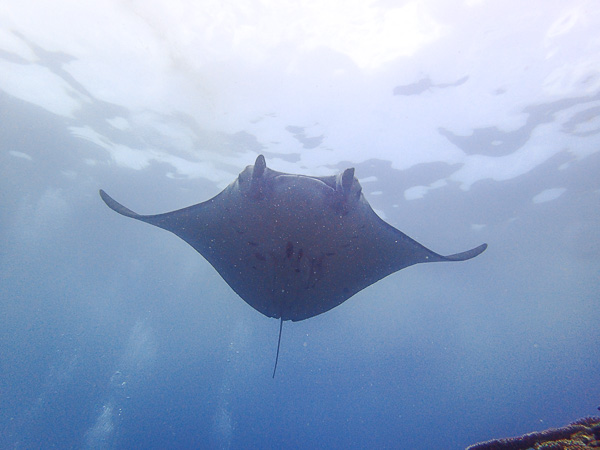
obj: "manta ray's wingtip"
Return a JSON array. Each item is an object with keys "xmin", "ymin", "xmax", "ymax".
[
  {"xmin": 99, "ymin": 189, "xmax": 113, "ymax": 207},
  {"xmin": 443, "ymin": 243, "xmax": 488, "ymax": 261},
  {"xmin": 99, "ymin": 189, "xmax": 140, "ymax": 218}
]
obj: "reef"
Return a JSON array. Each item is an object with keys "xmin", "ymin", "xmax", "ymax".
[{"xmin": 467, "ymin": 416, "xmax": 600, "ymax": 450}]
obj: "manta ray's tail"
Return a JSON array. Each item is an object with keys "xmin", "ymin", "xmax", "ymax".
[{"xmin": 272, "ymin": 317, "xmax": 283, "ymax": 378}]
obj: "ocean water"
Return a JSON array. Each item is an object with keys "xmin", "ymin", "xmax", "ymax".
[{"xmin": 1, "ymin": 2, "xmax": 600, "ymax": 449}]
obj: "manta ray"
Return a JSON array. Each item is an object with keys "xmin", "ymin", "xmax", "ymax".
[{"xmin": 100, "ymin": 155, "xmax": 487, "ymax": 376}]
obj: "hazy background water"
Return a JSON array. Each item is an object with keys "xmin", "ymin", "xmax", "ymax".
[{"xmin": 1, "ymin": 1, "xmax": 599, "ymax": 448}]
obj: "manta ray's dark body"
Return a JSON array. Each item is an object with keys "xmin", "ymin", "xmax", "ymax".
[{"xmin": 100, "ymin": 155, "xmax": 486, "ymax": 374}]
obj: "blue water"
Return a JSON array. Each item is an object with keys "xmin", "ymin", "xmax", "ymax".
[{"xmin": 1, "ymin": 5, "xmax": 600, "ymax": 448}]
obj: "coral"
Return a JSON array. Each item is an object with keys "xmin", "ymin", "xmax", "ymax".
[{"xmin": 466, "ymin": 416, "xmax": 600, "ymax": 450}]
